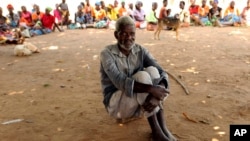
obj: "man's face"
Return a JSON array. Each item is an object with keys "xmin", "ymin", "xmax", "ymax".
[{"xmin": 115, "ymin": 24, "xmax": 136, "ymax": 51}]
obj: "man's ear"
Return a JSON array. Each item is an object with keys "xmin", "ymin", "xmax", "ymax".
[{"xmin": 114, "ymin": 31, "xmax": 118, "ymax": 39}]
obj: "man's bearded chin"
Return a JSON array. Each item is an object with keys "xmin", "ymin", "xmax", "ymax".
[{"xmin": 119, "ymin": 42, "xmax": 135, "ymax": 51}]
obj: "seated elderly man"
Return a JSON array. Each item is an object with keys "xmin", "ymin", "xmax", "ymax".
[{"xmin": 100, "ymin": 16, "xmax": 177, "ymax": 141}]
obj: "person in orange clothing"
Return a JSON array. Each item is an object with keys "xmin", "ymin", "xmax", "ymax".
[
  {"xmin": 32, "ymin": 5, "xmax": 44, "ymax": 27},
  {"xmin": 223, "ymin": 0, "xmax": 241, "ymax": 26},
  {"xmin": 118, "ymin": 0, "xmax": 127, "ymax": 17},
  {"xmin": 93, "ymin": 2, "xmax": 108, "ymax": 28},
  {"xmin": 84, "ymin": 0, "xmax": 94, "ymax": 24},
  {"xmin": 198, "ymin": 0, "xmax": 210, "ymax": 26}
]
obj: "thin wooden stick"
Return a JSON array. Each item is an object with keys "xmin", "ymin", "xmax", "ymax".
[
  {"xmin": 182, "ymin": 112, "xmax": 197, "ymax": 123},
  {"xmin": 166, "ymin": 71, "xmax": 190, "ymax": 95}
]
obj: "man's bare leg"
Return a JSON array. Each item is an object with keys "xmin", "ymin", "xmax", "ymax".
[
  {"xmin": 148, "ymin": 114, "xmax": 170, "ymax": 141},
  {"xmin": 143, "ymin": 95, "xmax": 170, "ymax": 141},
  {"xmin": 157, "ymin": 109, "xmax": 177, "ymax": 141}
]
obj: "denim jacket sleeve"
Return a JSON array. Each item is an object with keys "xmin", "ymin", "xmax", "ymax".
[{"xmin": 100, "ymin": 48, "xmax": 135, "ymax": 97}]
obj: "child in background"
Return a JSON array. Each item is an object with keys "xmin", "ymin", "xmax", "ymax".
[{"xmin": 146, "ymin": 2, "xmax": 158, "ymax": 31}]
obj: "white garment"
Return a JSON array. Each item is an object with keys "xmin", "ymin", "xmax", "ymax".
[{"xmin": 107, "ymin": 66, "xmax": 168, "ymax": 119}]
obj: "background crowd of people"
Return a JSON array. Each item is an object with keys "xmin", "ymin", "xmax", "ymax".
[{"xmin": 1, "ymin": 0, "xmax": 250, "ymax": 44}]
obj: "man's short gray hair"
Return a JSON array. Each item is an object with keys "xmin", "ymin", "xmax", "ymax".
[{"xmin": 115, "ymin": 16, "xmax": 135, "ymax": 32}]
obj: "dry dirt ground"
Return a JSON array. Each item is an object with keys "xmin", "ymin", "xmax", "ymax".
[{"xmin": 0, "ymin": 26, "xmax": 250, "ymax": 141}]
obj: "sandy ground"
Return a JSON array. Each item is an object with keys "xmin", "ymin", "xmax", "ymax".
[{"xmin": 0, "ymin": 26, "xmax": 250, "ymax": 141}]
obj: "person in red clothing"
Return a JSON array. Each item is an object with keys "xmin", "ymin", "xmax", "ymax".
[
  {"xmin": 158, "ymin": 0, "xmax": 170, "ymax": 20},
  {"xmin": 189, "ymin": 0, "xmax": 203, "ymax": 26},
  {"xmin": 41, "ymin": 7, "xmax": 55, "ymax": 33},
  {"xmin": 41, "ymin": 7, "xmax": 62, "ymax": 33}
]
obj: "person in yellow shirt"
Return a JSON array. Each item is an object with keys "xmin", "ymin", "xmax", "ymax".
[
  {"xmin": 107, "ymin": 4, "xmax": 119, "ymax": 21},
  {"xmin": 223, "ymin": 0, "xmax": 241, "ymax": 26}
]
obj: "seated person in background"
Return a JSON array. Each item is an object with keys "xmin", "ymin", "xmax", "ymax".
[
  {"xmin": 159, "ymin": 0, "xmax": 170, "ymax": 20},
  {"xmin": 133, "ymin": 1, "xmax": 146, "ymax": 29},
  {"xmin": 30, "ymin": 7, "xmax": 61, "ymax": 36},
  {"xmin": 209, "ymin": 0, "xmax": 213, "ymax": 8},
  {"xmin": 113, "ymin": 0, "xmax": 119, "ymax": 16},
  {"xmin": 100, "ymin": 1, "xmax": 108, "ymax": 14},
  {"xmin": 189, "ymin": 0, "xmax": 204, "ymax": 26},
  {"xmin": 223, "ymin": 0, "xmax": 241, "ymax": 26},
  {"xmin": 106, "ymin": 3, "xmax": 119, "ymax": 29},
  {"xmin": 198, "ymin": 0, "xmax": 211, "ymax": 26},
  {"xmin": 179, "ymin": 1, "xmax": 190, "ymax": 27},
  {"xmin": 54, "ymin": 4, "xmax": 63, "ymax": 30},
  {"xmin": 0, "ymin": 7, "xmax": 24, "ymax": 44},
  {"xmin": 59, "ymin": 0, "xmax": 71, "ymax": 26},
  {"xmin": 146, "ymin": 2, "xmax": 158, "ymax": 31},
  {"xmin": 42, "ymin": 7, "xmax": 61, "ymax": 32},
  {"xmin": 241, "ymin": 0, "xmax": 250, "ymax": 26},
  {"xmin": 107, "ymin": 4, "xmax": 119, "ymax": 21},
  {"xmin": 209, "ymin": 0, "xmax": 233, "ymax": 27},
  {"xmin": 20, "ymin": 6, "xmax": 34, "ymax": 28},
  {"xmin": 126, "ymin": 3, "xmax": 134, "ymax": 19},
  {"xmin": 84, "ymin": 0, "xmax": 94, "ymax": 24},
  {"xmin": 208, "ymin": 0, "xmax": 222, "ymax": 27},
  {"xmin": 75, "ymin": 5, "xmax": 86, "ymax": 28},
  {"xmin": 31, "ymin": 4, "xmax": 37, "ymax": 13},
  {"xmin": 93, "ymin": 2, "xmax": 108, "ymax": 28},
  {"xmin": 6, "ymin": 4, "xmax": 19, "ymax": 28},
  {"xmin": 32, "ymin": 5, "xmax": 44, "ymax": 27},
  {"xmin": 158, "ymin": 0, "xmax": 172, "ymax": 30},
  {"xmin": 100, "ymin": 15, "xmax": 177, "ymax": 141},
  {"xmin": 118, "ymin": 0, "xmax": 127, "ymax": 17}
]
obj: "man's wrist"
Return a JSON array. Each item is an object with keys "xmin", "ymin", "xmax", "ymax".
[{"xmin": 148, "ymin": 85, "xmax": 155, "ymax": 94}]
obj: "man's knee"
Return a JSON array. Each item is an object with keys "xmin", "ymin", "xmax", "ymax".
[
  {"xmin": 144, "ymin": 66, "xmax": 160, "ymax": 79},
  {"xmin": 132, "ymin": 71, "xmax": 152, "ymax": 85}
]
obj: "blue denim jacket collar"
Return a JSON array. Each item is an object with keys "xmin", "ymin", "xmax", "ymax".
[{"xmin": 110, "ymin": 43, "xmax": 140, "ymax": 57}]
